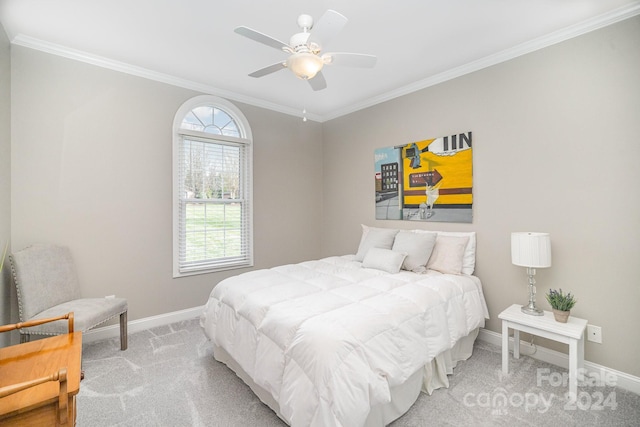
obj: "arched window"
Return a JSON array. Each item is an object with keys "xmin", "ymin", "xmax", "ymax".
[{"xmin": 173, "ymin": 95, "xmax": 253, "ymax": 276}]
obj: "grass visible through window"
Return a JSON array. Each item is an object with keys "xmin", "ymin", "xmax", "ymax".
[{"xmin": 184, "ymin": 203, "xmax": 242, "ymax": 262}]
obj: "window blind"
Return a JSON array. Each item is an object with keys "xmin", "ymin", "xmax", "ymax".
[{"xmin": 177, "ymin": 136, "xmax": 251, "ymax": 273}]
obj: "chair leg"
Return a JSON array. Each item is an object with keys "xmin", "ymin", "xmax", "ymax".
[{"xmin": 119, "ymin": 311, "xmax": 128, "ymax": 351}]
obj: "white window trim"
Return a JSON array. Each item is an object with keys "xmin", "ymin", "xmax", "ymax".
[{"xmin": 172, "ymin": 95, "xmax": 253, "ymax": 278}]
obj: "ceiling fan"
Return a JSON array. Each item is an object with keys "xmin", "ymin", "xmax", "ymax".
[{"xmin": 234, "ymin": 10, "xmax": 377, "ymax": 91}]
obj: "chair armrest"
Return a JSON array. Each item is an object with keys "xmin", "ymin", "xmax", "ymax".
[{"xmin": 0, "ymin": 312, "xmax": 74, "ymax": 334}]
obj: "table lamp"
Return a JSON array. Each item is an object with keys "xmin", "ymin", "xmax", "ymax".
[{"xmin": 511, "ymin": 232, "xmax": 552, "ymax": 315}]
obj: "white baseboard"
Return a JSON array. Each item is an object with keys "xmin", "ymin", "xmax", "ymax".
[
  {"xmin": 82, "ymin": 306, "xmax": 204, "ymax": 344},
  {"xmin": 478, "ymin": 328, "xmax": 640, "ymax": 395}
]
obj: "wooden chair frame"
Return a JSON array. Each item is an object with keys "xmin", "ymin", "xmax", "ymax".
[{"xmin": 0, "ymin": 312, "xmax": 75, "ymax": 334}]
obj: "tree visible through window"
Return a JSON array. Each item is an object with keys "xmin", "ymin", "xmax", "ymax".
[{"xmin": 173, "ymin": 96, "xmax": 252, "ymax": 276}]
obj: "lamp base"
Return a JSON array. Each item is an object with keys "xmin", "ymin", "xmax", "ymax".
[
  {"xmin": 521, "ymin": 267, "xmax": 544, "ymax": 315},
  {"xmin": 521, "ymin": 304, "xmax": 543, "ymax": 316}
]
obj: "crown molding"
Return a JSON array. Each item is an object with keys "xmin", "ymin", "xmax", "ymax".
[
  {"xmin": 321, "ymin": 2, "xmax": 640, "ymax": 121},
  {"xmin": 10, "ymin": 2, "xmax": 640, "ymax": 123},
  {"xmin": 10, "ymin": 35, "xmax": 322, "ymax": 123}
]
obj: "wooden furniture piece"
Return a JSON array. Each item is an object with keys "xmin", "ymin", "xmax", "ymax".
[
  {"xmin": 499, "ymin": 303, "xmax": 588, "ymax": 398},
  {"xmin": 0, "ymin": 313, "xmax": 82, "ymax": 426}
]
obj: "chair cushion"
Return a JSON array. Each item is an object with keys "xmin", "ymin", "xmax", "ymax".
[{"xmin": 23, "ymin": 297, "xmax": 128, "ymax": 336}]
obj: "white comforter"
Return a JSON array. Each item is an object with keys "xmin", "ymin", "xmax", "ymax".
[{"xmin": 201, "ymin": 256, "xmax": 489, "ymax": 427}]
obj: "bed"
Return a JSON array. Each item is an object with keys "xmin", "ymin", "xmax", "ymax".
[{"xmin": 201, "ymin": 227, "xmax": 489, "ymax": 426}]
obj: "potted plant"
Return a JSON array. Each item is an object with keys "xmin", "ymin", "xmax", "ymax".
[{"xmin": 545, "ymin": 288, "xmax": 577, "ymax": 323}]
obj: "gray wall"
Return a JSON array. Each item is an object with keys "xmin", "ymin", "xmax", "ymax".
[
  {"xmin": 321, "ymin": 16, "xmax": 640, "ymax": 377},
  {"xmin": 9, "ymin": 46, "xmax": 323, "ymax": 321},
  {"xmin": 0, "ymin": 24, "xmax": 11, "ymax": 346}
]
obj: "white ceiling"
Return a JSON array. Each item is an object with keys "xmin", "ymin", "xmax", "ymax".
[{"xmin": 1, "ymin": 0, "xmax": 639, "ymax": 122}]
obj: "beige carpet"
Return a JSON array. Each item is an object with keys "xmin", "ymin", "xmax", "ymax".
[{"xmin": 76, "ymin": 318, "xmax": 640, "ymax": 426}]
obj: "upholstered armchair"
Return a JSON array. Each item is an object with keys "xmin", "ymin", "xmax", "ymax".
[{"xmin": 9, "ymin": 244, "xmax": 128, "ymax": 350}]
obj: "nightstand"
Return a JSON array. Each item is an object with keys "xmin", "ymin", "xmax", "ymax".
[{"xmin": 499, "ymin": 303, "xmax": 588, "ymax": 398}]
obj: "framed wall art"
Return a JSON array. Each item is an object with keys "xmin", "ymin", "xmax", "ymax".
[{"xmin": 374, "ymin": 131, "xmax": 473, "ymax": 223}]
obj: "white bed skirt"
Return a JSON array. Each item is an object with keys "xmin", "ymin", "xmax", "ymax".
[{"xmin": 212, "ymin": 327, "xmax": 480, "ymax": 427}]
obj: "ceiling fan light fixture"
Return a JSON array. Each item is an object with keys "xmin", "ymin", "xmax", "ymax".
[{"xmin": 287, "ymin": 52, "xmax": 324, "ymax": 80}]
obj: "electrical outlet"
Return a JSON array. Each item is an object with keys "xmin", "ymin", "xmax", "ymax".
[{"xmin": 587, "ymin": 325, "xmax": 602, "ymax": 343}]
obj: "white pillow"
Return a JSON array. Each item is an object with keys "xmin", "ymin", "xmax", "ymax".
[
  {"xmin": 355, "ymin": 225, "xmax": 399, "ymax": 261},
  {"xmin": 426, "ymin": 235, "xmax": 470, "ymax": 275},
  {"xmin": 362, "ymin": 248, "xmax": 407, "ymax": 274},
  {"xmin": 392, "ymin": 230, "xmax": 437, "ymax": 272},
  {"xmin": 416, "ymin": 230, "xmax": 476, "ymax": 275}
]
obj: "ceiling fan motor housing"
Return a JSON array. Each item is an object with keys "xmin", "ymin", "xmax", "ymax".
[{"xmin": 289, "ymin": 32, "xmax": 312, "ymax": 53}]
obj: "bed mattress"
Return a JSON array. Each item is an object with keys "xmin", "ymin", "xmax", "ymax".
[{"xmin": 201, "ymin": 255, "xmax": 489, "ymax": 427}]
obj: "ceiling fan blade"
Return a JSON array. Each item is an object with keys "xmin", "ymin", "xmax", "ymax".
[
  {"xmin": 234, "ymin": 26, "xmax": 290, "ymax": 51},
  {"xmin": 307, "ymin": 71, "xmax": 327, "ymax": 91},
  {"xmin": 323, "ymin": 53, "xmax": 377, "ymax": 68},
  {"xmin": 307, "ymin": 10, "xmax": 348, "ymax": 50},
  {"xmin": 248, "ymin": 62, "xmax": 287, "ymax": 78}
]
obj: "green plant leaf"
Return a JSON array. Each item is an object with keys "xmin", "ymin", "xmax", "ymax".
[{"xmin": 545, "ymin": 288, "xmax": 577, "ymax": 311}]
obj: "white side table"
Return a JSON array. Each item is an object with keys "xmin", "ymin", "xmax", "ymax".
[{"xmin": 499, "ymin": 303, "xmax": 588, "ymax": 398}]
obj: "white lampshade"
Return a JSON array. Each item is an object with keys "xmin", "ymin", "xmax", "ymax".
[
  {"xmin": 286, "ymin": 52, "xmax": 324, "ymax": 80},
  {"xmin": 511, "ymin": 232, "xmax": 552, "ymax": 268}
]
